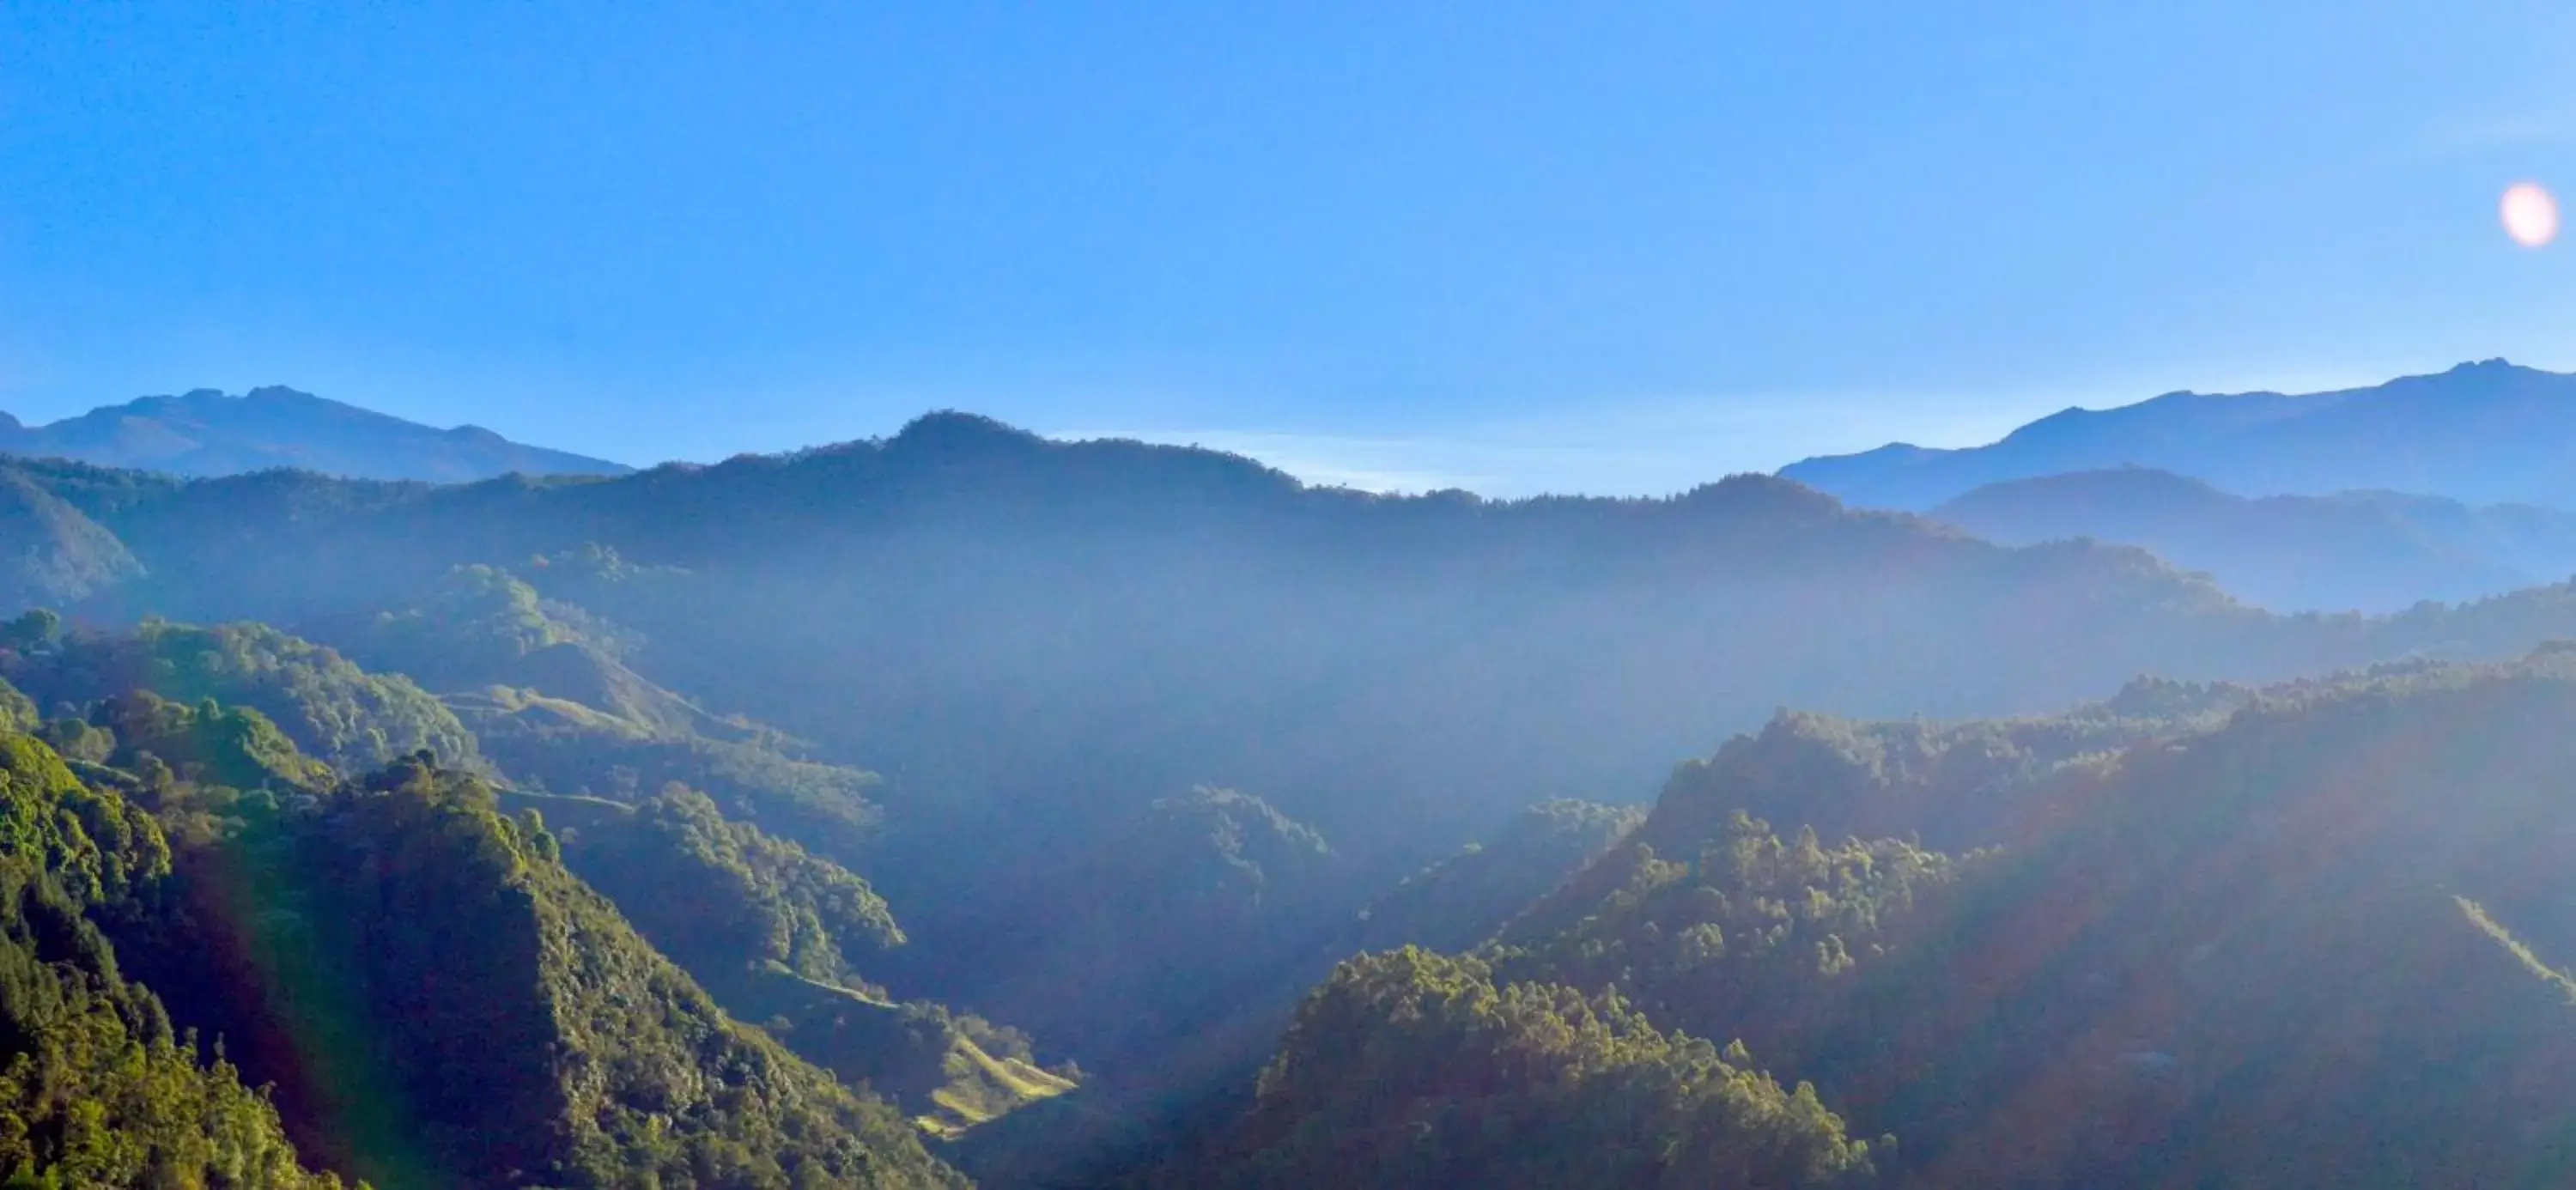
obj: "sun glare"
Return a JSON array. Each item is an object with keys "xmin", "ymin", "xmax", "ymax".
[{"xmin": 2501, "ymin": 182, "xmax": 2559, "ymax": 248}]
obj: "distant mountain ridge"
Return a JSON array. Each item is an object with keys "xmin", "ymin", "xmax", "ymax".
[
  {"xmin": 0, "ymin": 386, "xmax": 629, "ymax": 481},
  {"xmin": 1782, "ymin": 359, "xmax": 2576, "ymax": 510},
  {"xmin": 1930, "ymin": 467, "xmax": 2576, "ymax": 612}
]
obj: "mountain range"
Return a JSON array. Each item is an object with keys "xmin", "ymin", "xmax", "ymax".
[
  {"xmin": 1929, "ymin": 467, "xmax": 2576, "ymax": 612},
  {"xmin": 1783, "ymin": 358, "xmax": 2576, "ymax": 510},
  {"xmin": 1, "ymin": 378, "xmax": 2575, "ymax": 1184},
  {"xmin": 0, "ymin": 386, "xmax": 629, "ymax": 481}
]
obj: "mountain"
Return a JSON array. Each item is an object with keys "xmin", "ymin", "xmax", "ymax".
[
  {"xmin": 1782, "ymin": 359, "xmax": 2576, "ymax": 510},
  {"xmin": 21, "ymin": 413, "xmax": 2576, "ymax": 1180},
  {"xmin": 1170, "ymin": 646, "xmax": 2576, "ymax": 1187},
  {"xmin": 1930, "ymin": 468, "xmax": 2576, "ymax": 611},
  {"xmin": 0, "ymin": 468, "xmax": 144, "ymax": 610},
  {"xmin": 117, "ymin": 752, "xmax": 964, "ymax": 1188},
  {"xmin": 0, "ymin": 653, "xmax": 966, "ymax": 1186},
  {"xmin": 0, "ymin": 419, "xmax": 2333, "ymax": 883},
  {"xmin": 0, "ymin": 605, "xmax": 1062, "ymax": 1180},
  {"xmin": 36, "ymin": 600, "xmax": 1083, "ymax": 1147},
  {"xmin": 0, "ymin": 386, "xmax": 629, "ymax": 482},
  {"xmin": 501, "ymin": 783, "xmax": 1081, "ymax": 1138}
]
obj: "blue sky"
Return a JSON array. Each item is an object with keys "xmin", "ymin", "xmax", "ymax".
[{"xmin": 4, "ymin": 3, "xmax": 2574, "ymax": 495}]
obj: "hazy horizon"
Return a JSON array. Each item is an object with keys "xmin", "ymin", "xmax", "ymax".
[
  {"xmin": 9, "ymin": 3, "xmax": 2575, "ymax": 494},
  {"xmin": 12, "ymin": 353, "xmax": 2555, "ymax": 499}
]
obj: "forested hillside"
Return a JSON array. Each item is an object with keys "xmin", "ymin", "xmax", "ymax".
[
  {"xmin": 138, "ymin": 754, "xmax": 960, "ymax": 1188},
  {"xmin": 1183, "ymin": 948, "xmax": 1880, "ymax": 1189},
  {"xmin": 1165, "ymin": 647, "xmax": 2576, "ymax": 1187},
  {"xmin": 0, "ymin": 613, "xmax": 979, "ymax": 1185},
  {"xmin": 507, "ymin": 783, "xmax": 1078, "ymax": 1138},
  {"xmin": 3, "ymin": 616, "xmax": 481, "ymax": 776},
  {"xmin": 0, "ymin": 728, "xmax": 341, "ymax": 1187}
]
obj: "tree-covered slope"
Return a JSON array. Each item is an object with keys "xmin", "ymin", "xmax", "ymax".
[
  {"xmin": 3, "ymin": 619, "xmax": 478, "ymax": 777},
  {"xmin": 1200, "ymin": 648, "xmax": 2576, "ymax": 1188},
  {"xmin": 1170, "ymin": 948, "xmax": 1878, "ymax": 1190},
  {"xmin": 0, "ymin": 469, "xmax": 143, "ymax": 614},
  {"xmin": 0, "ymin": 727, "xmax": 342, "ymax": 1187},
  {"xmin": 502, "ymin": 783, "xmax": 1075, "ymax": 1139},
  {"xmin": 519, "ymin": 785, "xmax": 904, "ymax": 989},
  {"xmin": 130, "ymin": 755, "xmax": 963, "ymax": 1189},
  {"xmin": 458, "ymin": 693, "xmax": 886, "ymax": 867},
  {"xmin": 337, "ymin": 564, "xmax": 890, "ymax": 864},
  {"xmin": 0, "ymin": 593, "xmax": 1068, "ymax": 1160},
  {"xmin": 1625, "ymin": 674, "xmax": 2253, "ymax": 856},
  {"xmin": 0, "ymin": 612, "xmax": 986, "ymax": 1185}
]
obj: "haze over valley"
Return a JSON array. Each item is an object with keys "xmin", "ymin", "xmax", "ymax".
[{"xmin": 0, "ymin": 357, "xmax": 2560, "ymax": 1183}]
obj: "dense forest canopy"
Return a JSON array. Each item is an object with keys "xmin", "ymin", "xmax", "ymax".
[
  {"xmin": 0, "ymin": 727, "xmax": 343, "ymax": 1188},
  {"xmin": 1153, "ymin": 647, "xmax": 2576, "ymax": 1188},
  {"xmin": 0, "ymin": 617, "xmax": 975, "ymax": 1184},
  {"xmin": 1188, "ymin": 948, "xmax": 1880, "ymax": 1189}
]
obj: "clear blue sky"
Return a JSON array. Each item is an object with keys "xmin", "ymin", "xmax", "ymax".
[{"xmin": 4, "ymin": 3, "xmax": 2573, "ymax": 494}]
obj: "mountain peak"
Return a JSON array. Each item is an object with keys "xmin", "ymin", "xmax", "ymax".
[
  {"xmin": 0, "ymin": 386, "xmax": 630, "ymax": 483},
  {"xmin": 241, "ymin": 384, "xmax": 326, "ymax": 404},
  {"xmin": 891, "ymin": 410, "xmax": 1045, "ymax": 450}
]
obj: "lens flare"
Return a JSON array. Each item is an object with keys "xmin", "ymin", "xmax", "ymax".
[{"xmin": 2501, "ymin": 182, "xmax": 2558, "ymax": 248}]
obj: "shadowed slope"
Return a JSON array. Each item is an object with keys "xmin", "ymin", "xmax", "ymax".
[{"xmin": 1932, "ymin": 467, "xmax": 2576, "ymax": 611}]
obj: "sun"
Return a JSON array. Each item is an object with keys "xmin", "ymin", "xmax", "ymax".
[{"xmin": 2501, "ymin": 182, "xmax": 2559, "ymax": 248}]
